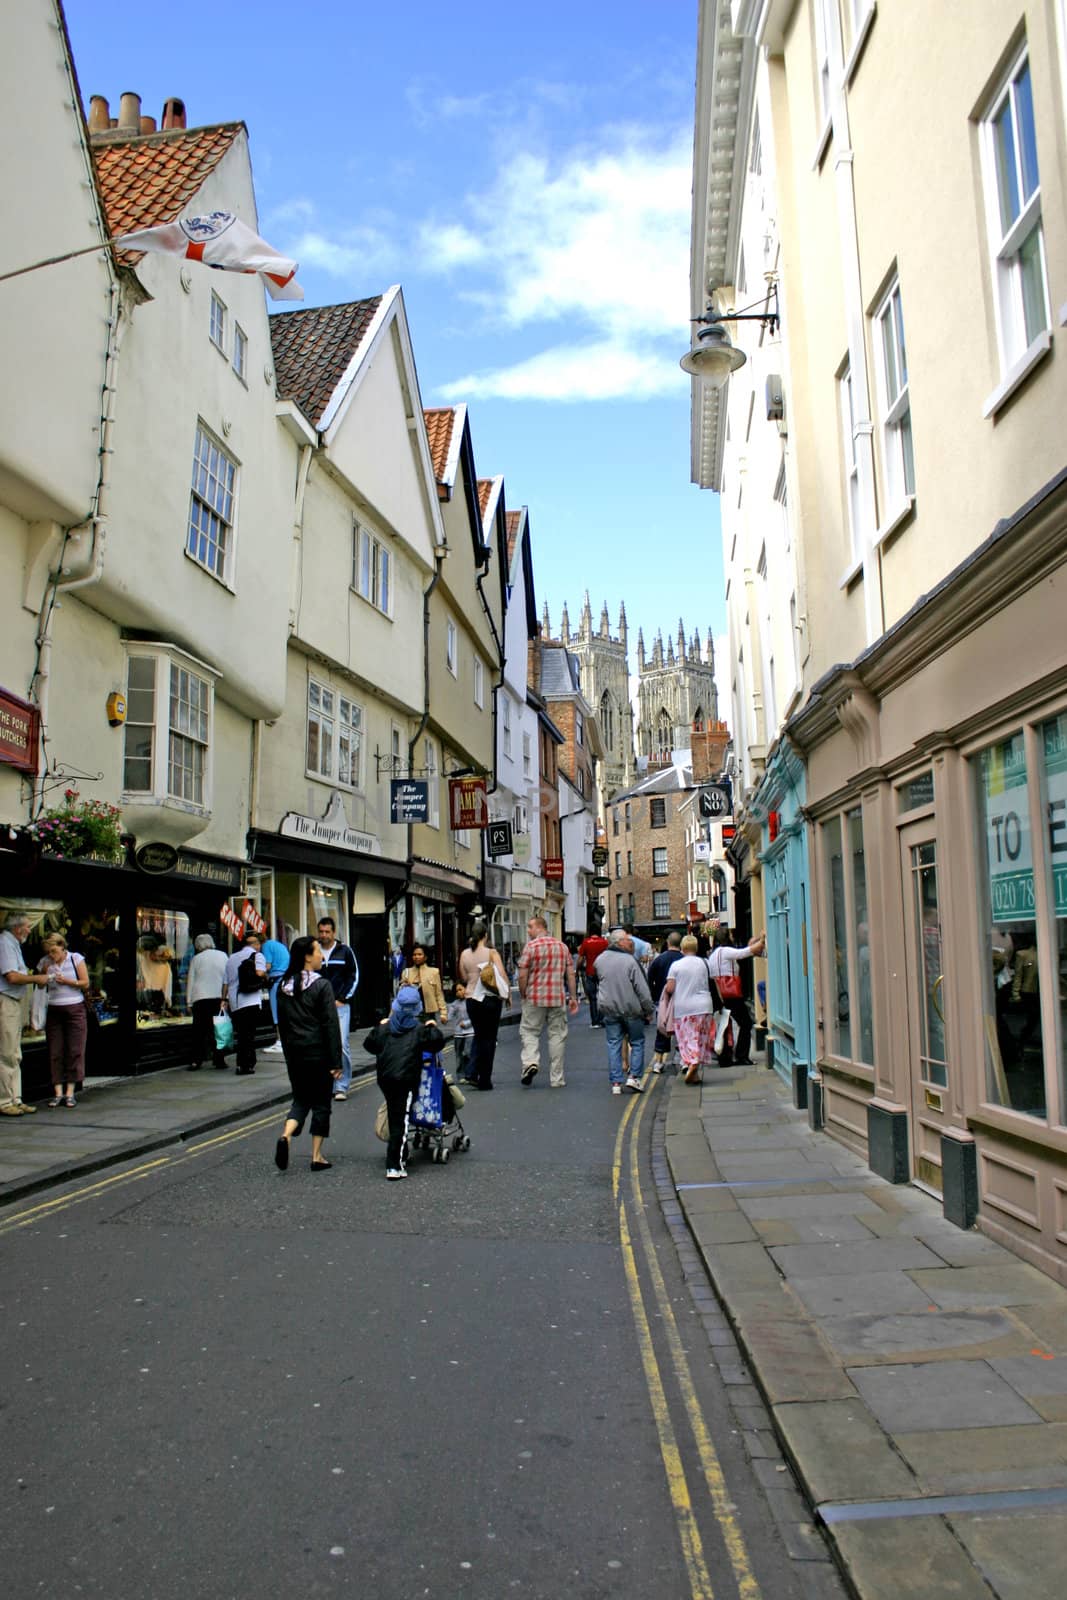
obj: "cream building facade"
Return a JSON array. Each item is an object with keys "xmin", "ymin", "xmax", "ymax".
[{"xmin": 691, "ymin": 0, "xmax": 1067, "ymax": 1280}]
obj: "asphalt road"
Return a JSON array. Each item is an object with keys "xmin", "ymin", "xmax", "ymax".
[{"xmin": 2, "ymin": 1022, "xmax": 835, "ymax": 1600}]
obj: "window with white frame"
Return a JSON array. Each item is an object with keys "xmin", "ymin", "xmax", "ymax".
[
  {"xmin": 575, "ymin": 710, "xmax": 584, "ymax": 747},
  {"xmin": 187, "ymin": 423, "xmax": 237, "ymax": 583},
  {"xmin": 352, "ymin": 523, "xmax": 391, "ymax": 615},
  {"xmin": 981, "ymin": 47, "xmax": 1049, "ymax": 370},
  {"xmin": 306, "ymin": 679, "xmax": 363, "ymax": 788},
  {"xmin": 522, "ymin": 732, "xmax": 532, "ymax": 780},
  {"xmin": 813, "ymin": 0, "xmax": 835, "ymax": 121},
  {"xmin": 652, "ymin": 847, "xmax": 669, "ymax": 876},
  {"xmin": 390, "ymin": 723, "xmax": 403, "ymax": 775},
  {"xmin": 873, "ymin": 277, "xmax": 915, "ymax": 506},
  {"xmin": 514, "ymin": 800, "xmax": 528, "ymax": 835},
  {"xmin": 455, "ymin": 825, "xmax": 471, "ymax": 849},
  {"xmin": 474, "ymin": 656, "xmax": 484, "ymax": 708},
  {"xmin": 209, "ymin": 291, "xmax": 226, "ymax": 350},
  {"xmin": 424, "ymin": 738, "xmax": 439, "ymax": 826},
  {"xmin": 446, "ymin": 619, "xmax": 458, "ymax": 676},
  {"xmin": 653, "ymin": 890, "xmax": 670, "ymax": 919},
  {"xmin": 233, "ymin": 323, "xmax": 247, "ymax": 381},
  {"xmin": 502, "ymin": 696, "xmax": 512, "ymax": 756},
  {"xmin": 838, "ymin": 363, "xmax": 862, "ymax": 557},
  {"xmin": 122, "ymin": 648, "xmax": 213, "ymax": 810}
]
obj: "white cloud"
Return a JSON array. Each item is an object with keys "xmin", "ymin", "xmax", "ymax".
[
  {"xmin": 287, "ymin": 224, "xmax": 397, "ymax": 282},
  {"xmin": 439, "ymin": 340, "xmax": 682, "ymax": 403}
]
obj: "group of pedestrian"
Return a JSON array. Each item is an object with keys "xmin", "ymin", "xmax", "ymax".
[{"xmin": 1, "ymin": 914, "xmax": 91, "ymax": 1115}]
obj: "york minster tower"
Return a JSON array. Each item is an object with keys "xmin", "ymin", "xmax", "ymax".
[
  {"xmin": 541, "ymin": 596, "xmax": 634, "ymax": 800},
  {"xmin": 635, "ymin": 622, "xmax": 717, "ymax": 766}
]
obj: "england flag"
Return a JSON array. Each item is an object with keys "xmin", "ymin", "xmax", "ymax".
[{"xmin": 115, "ymin": 211, "xmax": 303, "ymax": 300}]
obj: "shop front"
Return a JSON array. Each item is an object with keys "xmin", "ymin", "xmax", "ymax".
[
  {"xmin": 402, "ymin": 859, "xmax": 481, "ymax": 998},
  {"xmin": 0, "ymin": 840, "xmax": 248, "ymax": 1095},
  {"xmin": 491, "ymin": 867, "xmax": 547, "ymax": 980},
  {"xmin": 751, "ymin": 740, "xmax": 816, "ymax": 1094},
  {"xmin": 792, "ymin": 471, "xmax": 1067, "ymax": 1283}
]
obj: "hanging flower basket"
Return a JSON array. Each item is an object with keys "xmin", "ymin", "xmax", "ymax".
[{"xmin": 26, "ymin": 791, "xmax": 124, "ymax": 863}]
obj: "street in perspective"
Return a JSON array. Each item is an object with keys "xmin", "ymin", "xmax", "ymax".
[{"xmin": 3, "ymin": 1, "xmax": 1067, "ymax": 1596}]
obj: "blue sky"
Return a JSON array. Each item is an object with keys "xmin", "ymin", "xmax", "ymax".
[{"xmin": 65, "ymin": 0, "xmax": 726, "ymax": 700}]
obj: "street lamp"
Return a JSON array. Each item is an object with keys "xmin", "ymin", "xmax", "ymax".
[{"xmin": 680, "ymin": 285, "xmax": 780, "ymax": 389}]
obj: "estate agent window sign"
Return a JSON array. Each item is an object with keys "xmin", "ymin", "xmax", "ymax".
[{"xmin": 390, "ymin": 780, "xmax": 429, "ymax": 824}]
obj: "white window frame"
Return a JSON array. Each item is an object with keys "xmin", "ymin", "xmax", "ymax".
[
  {"xmin": 838, "ymin": 363, "xmax": 862, "ymax": 560},
  {"xmin": 575, "ymin": 710, "xmax": 585, "ymax": 747},
  {"xmin": 121, "ymin": 645, "xmax": 215, "ymax": 813},
  {"xmin": 233, "ymin": 323, "xmax": 247, "ymax": 382},
  {"xmin": 872, "ymin": 276, "xmax": 915, "ymax": 510},
  {"xmin": 474, "ymin": 656, "xmax": 484, "ymax": 709},
  {"xmin": 446, "ymin": 619, "xmax": 458, "ymax": 677},
  {"xmin": 390, "ymin": 723, "xmax": 403, "ymax": 777},
  {"xmin": 980, "ymin": 46, "xmax": 1050, "ymax": 373},
  {"xmin": 652, "ymin": 847, "xmax": 669, "ymax": 877},
  {"xmin": 522, "ymin": 732, "xmax": 532, "ymax": 781},
  {"xmin": 653, "ymin": 889, "xmax": 671, "ymax": 920},
  {"xmin": 187, "ymin": 422, "xmax": 237, "ymax": 586},
  {"xmin": 514, "ymin": 800, "xmax": 528, "ymax": 835},
  {"xmin": 209, "ymin": 291, "xmax": 227, "ymax": 351},
  {"xmin": 813, "ymin": 0, "xmax": 835, "ymax": 122},
  {"xmin": 305, "ymin": 677, "xmax": 364, "ymax": 790},
  {"xmin": 424, "ymin": 737, "xmax": 439, "ymax": 827},
  {"xmin": 352, "ymin": 523, "xmax": 392, "ymax": 617},
  {"xmin": 502, "ymin": 696, "xmax": 512, "ymax": 757}
]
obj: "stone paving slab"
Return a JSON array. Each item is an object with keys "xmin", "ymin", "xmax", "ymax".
[
  {"xmin": 848, "ymin": 1359, "xmax": 1043, "ymax": 1432},
  {"xmin": 910, "ymin": 1263, "xmax": 1066, "ymax": 1310},
  {"xmin": 989, "ymin": 1353, "xmax": 1067, "ymax": 1398},
  {"xmin": 946, "ymin": 1507, "xmax": 1067, "ymax": 1600},
  {"xmin": 893, "ymin": 1421, "xmax": 1067, "ymax": 1493},
  {"xmin": 828, "ymin": 1515, "xmax": 997, "ymax": 1600},
  {"xmin": 774, "ymin": 1397, "xmax": 920, "ymax": 1504},
  {"xmin": 1010, "ymin": 1302, "xmax": 1067, "ymax": 1352},
  {"xmin": 769, "ymin": 1238, "xmax": 945, "ymax": 1279},
  {"xmin": 819, "ymin": 1309, "xmax": 1035, "ymax": 1366},
  {"xmin": 791, "ymin": 1269, "xmax": 934, "ymax": 1319},
  {"xmin": 738, "ymin": 1191, "xmax": 883, "ymax": 1220}
]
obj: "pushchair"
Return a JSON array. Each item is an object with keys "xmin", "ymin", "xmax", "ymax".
[{"xmin": 407, "ymin": 1050, "xmax": 472, "ymax": 1165}]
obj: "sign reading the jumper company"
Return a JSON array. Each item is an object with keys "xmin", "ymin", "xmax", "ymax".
[
  {"xmin": 389, "ymin": 780, "xmax": 429, "ymax": 824},
  {"xmin": 281, "ymin": 791, "xmax": 382, "ymax": 855}
]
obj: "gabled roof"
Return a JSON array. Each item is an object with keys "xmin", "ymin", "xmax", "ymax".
[
  {"xmin": 269, "ymin": 297, "xmax": 385, "ymax": 430},
  {"xmin": 505, "ymin": 509, "xmax": 522, "ymax": 565},
  {"xmin": 424, "ymin": 407, "xmax": 457, "ymax": 491},
  {"xmin": 613, "ymin": 763, "xmax": 696, "ymax": 801},
  {"xmin": 92, "ymin": 124, "xmax": 245, "ymax": 268}
]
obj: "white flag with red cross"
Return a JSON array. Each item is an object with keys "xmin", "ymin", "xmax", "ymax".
[{"xmin": 115, "ymin": 211, "xmax": 303, "ymax": 300}]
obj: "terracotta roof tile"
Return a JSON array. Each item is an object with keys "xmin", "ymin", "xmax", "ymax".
[
  {"xmin": 269, "ymin": 298, "xmax": 384, "ymax": 429},
  {"xmin": 505, "ymin": 509, "xmax": 521, "ymax": 562},
  {"xmin": 423, "ymin": 408, "xmax": 456, "ymax": 486},
  {"xmin": 92, "ymin": 124, "xmax": 244, "ymax": 267},
  {"xmin": 477, "ymin": 479, "xmax": 493, "ymax": 516}
]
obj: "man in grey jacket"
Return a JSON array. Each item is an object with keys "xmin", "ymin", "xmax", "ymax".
[{"xmin": 593, "ymin": 929, "xmax": 654, "ymax": 1095}]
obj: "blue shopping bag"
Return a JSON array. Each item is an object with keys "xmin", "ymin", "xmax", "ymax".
[{"xmin": 412, "ymin": 1055, "xmax": 445, "ymax": 1128}]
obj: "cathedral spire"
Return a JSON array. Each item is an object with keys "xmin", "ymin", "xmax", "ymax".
[
  {"xmin": 561, "ymin": 601, "xmax": 570, "ymax": 643},
  {"xmin": 636, "ymin": 627, "xmax": 645, "ymax": 668},
  {"xmin": 600, "ymin": 600, "xmax": 610, "ymax": 639},
  {"xmin": 677, "ymin": 617, "xmax": 686, "ymax": 654},
  {"xmin": 619, "ymin": 601, "xmax": 628, "ymax": 646},
  {"xmin": 542, "ymin": 600, "xmax": 551, "ymax": 638},
  {"xmin": 667, "ymin": 635, "xmax": 675, "ymax": 665}
]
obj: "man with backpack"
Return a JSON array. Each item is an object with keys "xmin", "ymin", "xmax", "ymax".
[{"xmin": 222, "ymin": 932, "xmax": 268, "ymax": 1075}]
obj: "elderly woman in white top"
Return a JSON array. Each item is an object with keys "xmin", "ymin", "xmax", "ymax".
[
  {"xmin": 186, "ymin": 933, "xmax": 230, "ymax": 1070},
  {"xmin": 663, "ymin": 935, "xmax": 720, "ymax": 1085}
]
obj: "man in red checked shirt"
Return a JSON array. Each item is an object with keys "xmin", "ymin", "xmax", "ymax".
[
  {"xmin": 576, "ymin": 925, "xmax": 609, "ymax": 1028},
  {"xmin": 517, "ymin": 916, "xmax": 579, "ymax": 1088}
]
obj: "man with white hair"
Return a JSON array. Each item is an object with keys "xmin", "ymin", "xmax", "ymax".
[
  {"xmin": 593, "ymin": 929, "xmax": 654, "ymax": 1095},
  {"xmin": 0, "ymin": 913, "xmax": 51, "ymax": 1114}
]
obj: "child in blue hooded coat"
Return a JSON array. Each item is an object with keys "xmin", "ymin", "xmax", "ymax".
[{"xmin": 364, "ymin": 984, "xmax": 445, "ymax": 1180}]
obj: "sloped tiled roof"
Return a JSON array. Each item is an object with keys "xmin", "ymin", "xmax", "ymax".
[
  {"xmin": 424, "ymin": 408, "xmax": 456, "ymax": 488},
  {"xmin": 505, "ymin": 509, "xmax": 522, "ymax": 563},
  {"xmin": 269, "ymin": 297, "xmax": 384, "ymax": 428},
  {"xmin": 92, "ymin": 124, "xmax": 244, "ymax": 267},
  {"xmin": 477, "ymin": 479, "xmax": 494, "ymax": 517}
]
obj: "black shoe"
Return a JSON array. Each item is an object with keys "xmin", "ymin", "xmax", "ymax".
[
  {"xmin": 476, "ymin": 1080, "xmax": 493, "ymax": 1090},
  {"xmin": 274, "ymin": 1137, "xmax": 289, "ymax": 1171},
  {"xmin": 521, "ymin": 1065, "xmax": 538, "ymax": 1086},
  {"xmin": 187, "ymin": 1063, "xmax": 202, "ymax": 1072},
  {"xmin": 732, "ymin": 1058, "xmax": 753, "ymax": 1066}
]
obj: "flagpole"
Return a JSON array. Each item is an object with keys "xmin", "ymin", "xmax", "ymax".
[{"xmin": 0, "ymin": 240, "xmax": 115, "ymax": 286}]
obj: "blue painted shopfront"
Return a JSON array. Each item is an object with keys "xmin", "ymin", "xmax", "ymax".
[{"xmin": 753, "ymin": 743, "xmax": 816, "ymax": 1089}]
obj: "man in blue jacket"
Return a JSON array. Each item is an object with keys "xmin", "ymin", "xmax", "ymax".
[{"xmin": 317, "ymin": 916, "xmax": 359, "ymax": 1099}]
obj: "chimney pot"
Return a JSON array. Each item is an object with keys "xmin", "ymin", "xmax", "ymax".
[
  {"xmin": 109, "ymin": 118, "xmax": 118, "ymax": 129},
  {"xmin": 118, "ymin": 91, "xmax": 141, "ymax": 132},
  {"xmin": 88, "ymin": 95, "xmax": 110, "ymax": 133},
  {"xmin": 139, "ymin": 115, "xmax": 157, "ymax": 134},
  {"xmin": 161, "ymin": 97, "xmax": 187, "ymax": 130}
]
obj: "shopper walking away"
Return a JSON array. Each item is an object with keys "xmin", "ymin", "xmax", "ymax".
[
  {"xmin": 456, "ymin": 921, "xmax": 509, "ymax": 1090},
  {"xmin": 593, "ymin": 929, "xmax": 654, "ymax": 1094},
  {"xmin": 447, "ymin": 985, "xmax": 476, "ymax": 1082},
  {"xmin": 223, "ymin": 933, "xmax": 267, "ymax": 1075},
  {"xmin": 576, "ymin": 926, "xmax": 608, "ymax": 1027},
  {"xmin": 364, "ymin": 985, "xmax": 445, "ymax": 1180},
  {"xmin": 316, "ymin": 917, "xmax": 359, "ymax": 1099},
  {"xmin": 662, "ymin": 936, "xmax": 721, "ymax": 1085},
  {"xmin": 647, "ymin": 931, "xmax": 685, "ymax": 1072},
  {"xmin": 186, "ymin": 934, "xmax": 229, "ymax": 1069},
  {"xmin": 400, "ymin": 944, "xmax": 448, "ymax": 1025},
  {"xmin": 274, "ymin": 936, "xmax": 343, "ymax": 1172},
  {"xmin": 259, "ymin": 931, "xmax": 290, "ymax": 1053},
  {"xmin": 707, "ymin": 925, "xmax": 766, "ymax": 1065},
  {"xmin": 0, "ymin": 913, "xmax": 51, "ymax": 1115},
  {"xmin": 517, "ymin": 916, "xmax": 579, "ymax": 1088},
  {"xmin": 37, "ymin": 934, "xmax": 89, "ymax": 1107}
]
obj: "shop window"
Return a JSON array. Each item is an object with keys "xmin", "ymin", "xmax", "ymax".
[
  {"xmin": 2, "ymin": 901, "xmax": 122, "ymax": 1049},
  {"xmin": 768, "ymin": 856, "xmax": 793, "ymax": 1024},
  {"xmin": 822, "ymin": 807, "xmax": 874, "ymax": 1065},
  {"xmin": 824, "ymin": 815, "xmax": 852, "ymax": 1058},
  {"xmin": 123, "ymin": 648, "xmax": 213, "ymax": 811},
  {"xmin": 136, "ymin": 906, "xmax": 192, "ymax": 1029},
  {"xmin": 306, "ymin": 879, "xmax": 347, "ymax": 942},
  {"xmin": 849, "ymin": 809, "xmax": 874, "ymax": 1065},
  {"xmin": 974, "ymin": 729, "xmax": 1056, "ymax": 1120}
]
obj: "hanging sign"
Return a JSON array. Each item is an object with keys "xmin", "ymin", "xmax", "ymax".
[
  {"xmin": 591, "ymin": 845, "xmax": 609, "ymax": 867},
  {"xmin": 220, "ymin": 902, "xmax": 245, "ymax": 940},
  {"xmin": 543, "ymin": 856, "xmax": 564, "ymax": 881},
  {"xmin": 135, "ymin": 841, "xmax": 179, "ymax": 875},
  {"xmin": 487, "ymin": 820, "xmax": 513, "ymax": 858},
  {"xmin": 449, "ymin": 776, "xmax": 489, "ymax": 830},
  {"xmin": 0, "ymin": 688, "xmax": 39, "ymax": 775},
  {"xmin": 390, "ymin": 780, "xmax": 429, "ymax": 823}
]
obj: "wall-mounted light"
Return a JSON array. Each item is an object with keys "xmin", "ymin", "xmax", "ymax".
[{"xmin": 680, "ymin": 284, "xmax": 780, "ymax": 390}]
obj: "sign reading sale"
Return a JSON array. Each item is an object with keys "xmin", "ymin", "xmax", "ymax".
[{"xmin": 449, "ymin": 776, "xmax": 489, "ymax": 830}]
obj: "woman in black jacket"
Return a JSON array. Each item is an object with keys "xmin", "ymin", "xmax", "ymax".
[
  {"xmin": 274, "ymin": 936, "xmax": 343, "ymax": 1172},
  {"xmin": 364, "ymin": 984, "xmax": 444, "ymax": 1180}
]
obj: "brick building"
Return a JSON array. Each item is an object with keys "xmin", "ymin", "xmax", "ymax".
[{"xmin": 606, "ymin": 764, "xmax": 694, "ymax": 938}]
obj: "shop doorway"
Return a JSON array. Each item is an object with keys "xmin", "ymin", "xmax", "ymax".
[{"xmin": 899, "ymin": 825, "xmax": 950, "ymax": 1193}]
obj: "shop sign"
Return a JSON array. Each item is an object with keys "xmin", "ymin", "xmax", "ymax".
[
  {"xmin": 698, "ymin": 784, "xmax": 731, "ymax": 819},
  {"xmin": 696, "ymin": 894, "xmax": 711, "ymax": 913},
  {"xmin": 486, "ymin": 819, "xmax": 513, "ymax": 858},
  {"xmin": 591, "ymin": 845, "xmax": 609, "ymax": 867},
  {"xmin": 449, "ymin": 776, "xmax": 488, "ymax": 830},
  {"xmin": 174, "ymin": 852, "xmax": 243, "ymax": 889},
  {"xmin": 282, "ymin": 791, "xmax": 383, "ymax": 854},
  {"xmin": 220, "ymin": 901, "xmax": 245, "ymax": 939},
  {"xmin": 721, "ymin": 824, "xmax": 736, "ymax": 844},
  {"xmin": 513, "ymin": 830, "xmax": 531, "ymax": 865},
  {"xmin": 241, "ymin": 898, "xmax": 266, "ymax": 936},
  {"xmin": 592, "ymin": 874, "xmax": 611, "ymax": 888},
  {"xmin": 135, "ymin": 841, "xmax": 179, "ymax": 875},
  {"xmin": 389, "ymin": 780, "xmax": 429, "ymax": 824},
  {"xmin": 484, "ymin": 865, "xmax": 512, "ymax": 900},
  {"xmin": 693, "ymin": 840, "xmax": 710, "ymax": 861},
  {"xmin": 544, "ymin": 856, "xmax": 564, "ymax": 881},
  {"xmin": 0, "ymin": 688, "xmax": 39, "ymax": 776}
]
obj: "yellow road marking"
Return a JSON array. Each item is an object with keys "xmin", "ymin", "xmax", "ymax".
[
  {"xmin": 627, "ymin": 1086, "xmax": 761, "ymax": 1600},
  {"xmin": 612, "ymin": 1085, "xmax": 640, "ymax": 1200},
  {"xmin": 184, "ymin": 1111, "xmax": 281, "ymax": 1155},
  {"xmin": 620, "ymin": 1199, "xmax": 715, "ymax": 1600}
]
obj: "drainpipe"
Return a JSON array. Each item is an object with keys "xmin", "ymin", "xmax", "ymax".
[
  {"xmin": 288, "ymin": 442, "xmax": 314, "ymax": 635},
  {"xmin": 474, "ymin": 558, "xmax": 505, "ymax": 800}
]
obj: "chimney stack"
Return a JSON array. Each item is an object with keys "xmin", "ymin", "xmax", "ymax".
[
  {"xmin": 118, "ymin": 91, "xmax": 141, "ymax": 132},
  {"xmin": 161, "ymin": 97, "xmax": 187, "ymax": 130},
  {"xmin": 139, "ymin": 115, "xmax": 157, "ymax": 134},
  {"xmin": 88, "ymin": 95, "xmax": 110, "ymax": 132}
]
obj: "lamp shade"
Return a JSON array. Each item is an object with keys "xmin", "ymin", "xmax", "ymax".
[{"xmin": 679, "ymin": 321, "xmax": 747, "ymax": 386}]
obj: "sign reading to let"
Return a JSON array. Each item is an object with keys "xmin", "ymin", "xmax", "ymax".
[
  {"xmin": 0, "ymin": 688, "xmax": 39, "ymax": 775},
  {"xmin": 448, "ymin": 776, "xmax": 488, "ymax": 830}
]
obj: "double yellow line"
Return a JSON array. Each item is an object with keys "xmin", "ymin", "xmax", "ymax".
[{"xmin": 614, "ymin": 1083, "xmax": 760, "ymax": 1600}]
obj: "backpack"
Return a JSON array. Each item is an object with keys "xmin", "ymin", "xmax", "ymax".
[
  {"xmin": 479, "ymin": 960, "xmax": 499, "ymax": 995},
  {"xmin": 237, "ymin": 951, "xmax": 263, "ymax": 994}
]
